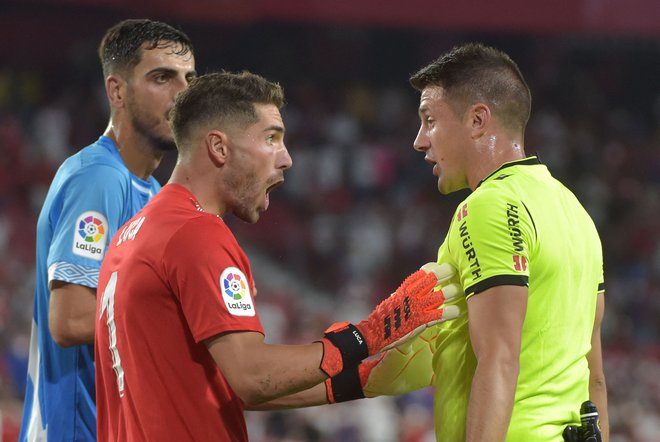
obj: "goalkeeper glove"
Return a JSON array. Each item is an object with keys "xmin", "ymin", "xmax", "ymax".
[{"xmin": 318, "ymin": 262, "xmax": 460, "ymax": 378}]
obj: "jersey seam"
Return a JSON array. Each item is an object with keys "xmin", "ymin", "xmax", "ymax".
[{"xmin": 521, "ymin": 201, "xmax": 537, "ymax": 241}]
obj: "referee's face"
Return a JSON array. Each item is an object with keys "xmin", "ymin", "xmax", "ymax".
[
  {"xmin": 414, "ymin": 86, "xmax": 471, "ymax": 194},
  {"xmin": 125, "ymin": 42, "xmax": 196, "ymax": 152}
]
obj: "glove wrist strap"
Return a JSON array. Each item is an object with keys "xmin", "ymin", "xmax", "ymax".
[
  {"xmin": 326, "ymin": 365, "xmax": 365, "ymax": 404},
  {"xmin": 324, "ymin": 322, "xmax": 369, "ymax": 366}
]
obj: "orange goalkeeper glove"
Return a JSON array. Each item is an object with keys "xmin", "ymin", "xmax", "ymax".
[{"xmin": 318, "ymin": 262, "xmax": 460, "ymax": 378}]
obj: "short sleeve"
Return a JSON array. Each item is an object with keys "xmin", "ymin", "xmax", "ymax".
[
  {"xmin": 447, "ymin": 189, "xmax": 536, "ymax": 298},
  {"xmin": 163, "ymin": 217, "xmax": 263, "ymax": 343},
  {"xmin": 48, "ymin": 165, "xmax": 128, "ymax": 288}
]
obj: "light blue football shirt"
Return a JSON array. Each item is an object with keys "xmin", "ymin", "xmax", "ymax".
[{"xmin": 20, "ymin": 136, "xmax": 161, "ymax": 441}]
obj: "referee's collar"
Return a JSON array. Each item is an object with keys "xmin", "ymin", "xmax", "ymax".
[{"xmin": 475, "ymin": 155, "xmax": 541, "ymax": 190}]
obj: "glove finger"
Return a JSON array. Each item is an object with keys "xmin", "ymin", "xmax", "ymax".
[
  {"xmin": 438, "ymin": 283, "xmax": 463, "ymax": 301},
  {"xmin": 398, "ymin": 269, "xmax": 427, "ymax": 292},
  {"xmin": 378, "ymin": 324, "xmax": 425, "ymax": 352},
  {"xmin": 438, "ymin": 305, "xmax": 460, "ymax": 321},
  {"xmin": 416, "ymin": 281, "xmax": 464, "ymax": 309},
  {"xmin": 386, "ymin": 269, "xmax": 425, "ymax": 298},
  {"xmin": 380, "ymin": 303, "xmax": 461, "ymax": 353},
  {"xmin": 422, "ymin": 305, "xmax": 461, "ymax": 327},
  {"xmin": 415, "ymin": 285, "xmax": 450, "ymax": 309},
  {"xmin": 420, "ymin": 262, "xmax": 456, "ymax": 286},
  {"xmin": 420, "ymin": 303, "xmax": 461, "ymax": 324},
  {"xmin": 401, "ymin": 271, "xmax": 438, "ymax": 298}
]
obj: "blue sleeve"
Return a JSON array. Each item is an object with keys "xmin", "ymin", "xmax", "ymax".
[{"xmin": 47, "ymin": 164, "xmax": 129, "ymax": 288}]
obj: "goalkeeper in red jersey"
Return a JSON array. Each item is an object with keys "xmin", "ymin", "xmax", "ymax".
[{"xmin": 94, "ymin": 71, "xmax": 461, "ymax": 442}]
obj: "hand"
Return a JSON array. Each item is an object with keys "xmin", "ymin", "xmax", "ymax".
[{"xmin": 320, "ymin": 262, "xmax": 461, "ymax": 377}]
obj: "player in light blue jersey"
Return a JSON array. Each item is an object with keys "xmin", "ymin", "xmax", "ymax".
[{"xmin": 20, "ymin": 19, "xmax": 196, "ymax": 441}]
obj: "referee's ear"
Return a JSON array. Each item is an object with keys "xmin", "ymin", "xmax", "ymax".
[{"xmin": 469, "ymin": 102, "xmax": 491, "ymax": 139}]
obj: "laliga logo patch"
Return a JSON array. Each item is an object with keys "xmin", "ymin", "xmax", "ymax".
[
  {"xmin": 72, "ymin": 211, "xmax": 108, "ymax": 260},
  {"xmin": 220, "ymin": 267, "xmax": 255, "ymax": 317}
]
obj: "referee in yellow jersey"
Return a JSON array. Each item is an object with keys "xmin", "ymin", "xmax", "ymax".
[
  {"xmin": 355, "ymin": 42, "xmax": 608, "ymax": 442},
  {"xmin": 408, "ymin": 42, "xmax": 609, "ymax": 441}
]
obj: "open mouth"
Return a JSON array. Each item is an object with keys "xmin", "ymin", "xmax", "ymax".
[
  {"xmin": 262, "ymin": 179, "xmax": 284, "ymax": 212},
  {"xmin": 266, "ymin": 179, "xmax": 284, "ymax": 194}
]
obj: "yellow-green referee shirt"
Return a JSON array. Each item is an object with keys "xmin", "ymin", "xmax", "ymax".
[{"xmin": 432, "ymin": 156, "xmax": 604, "ymax": 441}]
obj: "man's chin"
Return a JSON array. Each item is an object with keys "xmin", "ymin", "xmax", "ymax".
[
  {"xmin": 235, "ymin": 208, "xmax": 261, "ymax": 224},
  {"xmin": 152, "ymin": 136, "xmax": 177, "ymax": 152}
]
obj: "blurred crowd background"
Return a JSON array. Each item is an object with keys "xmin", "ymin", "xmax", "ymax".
[{"xmin": 1, "ymin": 2, "xmax": 659, "ymax": 441}]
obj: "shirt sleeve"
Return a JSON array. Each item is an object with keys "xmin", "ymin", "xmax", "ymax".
[
  {"xmin": 47, "ymin": 164, "xmax": 128, "ymax": 288},
  {"xmin": 447, "ymin": 188, "xmax": 536, "ymax": 298},
  {"xmin": 163, "ymin": 216, "xmax": 264, "ymax": 343}
]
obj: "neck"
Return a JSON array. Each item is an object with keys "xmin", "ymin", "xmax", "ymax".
[
  {"xmin": 104, "ymin": 122, "xmax": 164, "ymax": 180},
  {"xmin": 466, "ymin": 134, "xmax": 525, "ymax": 190},
  {"xmin": 169, "ymin": 162, "xmax": 226, "ymax": 217}
]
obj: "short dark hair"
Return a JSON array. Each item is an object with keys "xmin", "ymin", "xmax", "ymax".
[
  {"xmin": 98, "ymin": 18, "xmax": 193, "ymax": 78},
  {"xmin": 170, "ymin": 71, "xmax": 285, "ymax": 148},
  {"xmin": 410, "ymin": 42, "xmax": 531, "ymax": 132}
]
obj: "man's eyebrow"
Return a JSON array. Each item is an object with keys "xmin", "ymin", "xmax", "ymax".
[
  {"xmin": 264, "ymin": 125, "xmax": 284, "ymax": 133},
  {"xmin": 145, "ymin": 67, "xmax": 178, "ymax": 77}
]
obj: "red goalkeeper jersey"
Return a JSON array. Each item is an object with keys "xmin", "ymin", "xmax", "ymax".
[{"xmin": 95, "ymin": 184, "xmax": 264, "ymax": 442}]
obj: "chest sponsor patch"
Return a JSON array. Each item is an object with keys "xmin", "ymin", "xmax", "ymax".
[
  {"xmin": 220, "ymin": 267, "xmax": 255, "ymax": 317},
  {"xmin": 72, "ymin": 211, "xmax": 108, "ymax": 260}
]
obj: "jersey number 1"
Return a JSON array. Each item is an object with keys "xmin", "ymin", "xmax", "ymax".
[{"xmin": 100, "ymin": 271, "xmax": 126, "ymax": 397}]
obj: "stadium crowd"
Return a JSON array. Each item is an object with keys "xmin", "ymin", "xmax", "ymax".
[{"xmin": 0, "ymin": 25, "xmax": 658, "ymax": 441}]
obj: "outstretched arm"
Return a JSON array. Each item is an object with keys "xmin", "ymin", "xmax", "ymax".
[
  {"xmin": 207, "ymin": 332, "xmax": 327, "ymax": 407},
  {"xmin": 207, "ymin": 263, "xmax": 459, "ymax": 408}
]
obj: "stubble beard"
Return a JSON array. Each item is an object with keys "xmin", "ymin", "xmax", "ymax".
[
  {"xmin": 224, "ymin": 168, "xmax": 261, "ymax": 224},
  {"xmin": 130, "ymin": 112, "xmax": 177, "ymax": 153},
  {"xmin": 126, "ymin": 94, "xmax": 177, "ymax": 153}
]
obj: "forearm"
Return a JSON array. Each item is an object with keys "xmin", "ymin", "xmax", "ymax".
[
  {"xmin": 245, "ymin": 382, "xmax": 328, "ymax": 410},
  {"xmin": 587, "ymin": 293, "xmax": 608, "ymax": 441},
  {"xmin": 209, "ymin": 335, "xmax": 328, "ymax": 406},
  {"xmin": 466, "ymin": 357, "xmax": 519, "ymax": 442},
  {"xmin": 245, "ymin": 342, "xmax": 328, "ymax": 402},
  {"xmin": 589, "ymin": 374, "xmax": 609, "ymax": 442}
]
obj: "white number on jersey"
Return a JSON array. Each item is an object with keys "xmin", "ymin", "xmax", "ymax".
[{"xmin": 99, "ymin": 271, "xmax": 126, "ymax": 397}]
